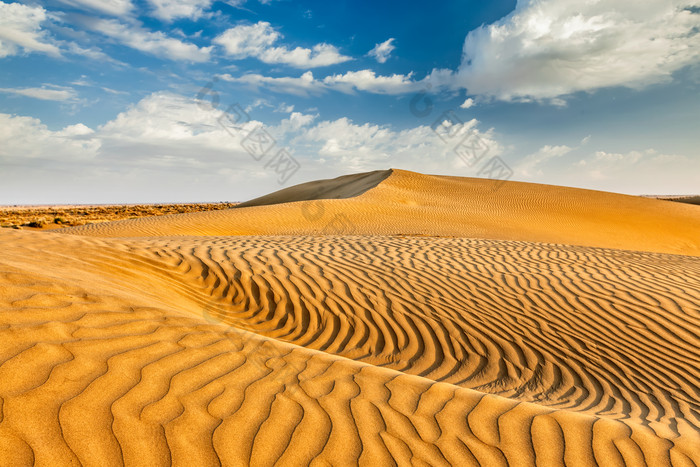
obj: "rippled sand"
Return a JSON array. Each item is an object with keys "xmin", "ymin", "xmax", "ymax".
[{"xmin": 1, "ymin": 169, "xmax": 698, "ymax": 465}]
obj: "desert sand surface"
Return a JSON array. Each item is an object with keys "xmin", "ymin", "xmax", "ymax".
[
  {"xmin": 1, "ymin": 169, "xmax": 699, "ymax": 466},
  {"xmin": 62, "ymin": 169, "xmax": 700, "ymax": 256}
]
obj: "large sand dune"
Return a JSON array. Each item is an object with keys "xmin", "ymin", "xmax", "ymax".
[
  {"xmin": 1, "ymin": 169, "xmax": 699, "ymax": 465},
  {"xmin": 62, "ymin": 169, "xmax": 700, "ymax": 256}
]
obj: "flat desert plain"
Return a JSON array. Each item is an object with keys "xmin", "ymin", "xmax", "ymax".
[{"xmin": 0, "ymin": 169, "xmax": 699, "ymax": 466}]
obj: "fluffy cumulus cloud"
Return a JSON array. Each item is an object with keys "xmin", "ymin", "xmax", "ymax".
[
  {"xmin": 214, "ymin": 21, "xmax": 351, "ymax": 68},
  {"xmin": 286, "ymin": 115, "xmax": 502, "ymax": 173},
  {"xmin": 220, "ymin": 68, "xmax": 454, "ymax": 96},
  {"xmin": 322, "ymin": 70, "xmax": 421, "ymax": 94},
  {"xmin": 367, "ymin": 38, "xmax": 395, "ymax": 63},
  {"xmin": 0, "ymin": 91, "xmax": 499, "ymax": 175},
  {"xmin": 273, "ymin": 111, "xmax": 317, "ymax": 134},
  {"xmin": 460, "ymin": 98, "xmax": 475, "ymax": 109},
  {"xmin": 4, "ymin": 90, "xmax": 698, "ymax": 202},
  {"xmin": 214, "ymin": 21, "xmax": 279, "ymax": 57},
  {"xmin": 0, "ymin": 1, "xmax": 60, "ymax": 57},
  {"xmin": 0, "ymin": 91, "xmax": 505, "ymax": 202},
  {"xmin": 98, "ymin": 92, "xmax": 256, "ymax": 155},
  {"xmin": 0, "ymin": 93, "xmax": 254, "ymax": 168},
  {"xmin": 0, "ymin": 93, "xmax": 267, "ymax": 202},
  {"xmin": 0, "ymin": 113, "xmax": 100, "ymax": 161},
  {"xmin": 294, "ymin": 118, "xmax": 399, "ymax": 169},
  {"xmin": 456, "ymin": 0, "xmax": 700, "ymax": 102},
  {"xmin": 90, "ymin": 19, "xmax": 211, "ymax": 61},
  {"xmin": 214, "ymin": 2, "xmax": 700, "ymax": 102}
]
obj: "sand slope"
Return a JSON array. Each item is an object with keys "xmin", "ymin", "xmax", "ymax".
[
  {"xmin": 1, "ymin": 170, "xmax": 699, "ymax": 465},
  {"xmin": 61, "ymin": 169, "xmax": 700, "ymax": 256},
  {"xmin": 236, "ymin": 169, "xmax": 393, "ymax": 208},
  {"xmin": 1, "ymin": 225, "xmax": 699, "ymax": 465}
]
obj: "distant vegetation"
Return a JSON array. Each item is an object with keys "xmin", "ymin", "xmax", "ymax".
[{"xmin": 0, "ymin": 203, "xmax": 238, "ymax": 230}]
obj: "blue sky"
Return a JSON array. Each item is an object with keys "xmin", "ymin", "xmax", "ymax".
[{"xmin": 1, "ymin": 0, "xmax": 699, "ymax": 203}]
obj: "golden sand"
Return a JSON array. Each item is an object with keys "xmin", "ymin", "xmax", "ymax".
[
  {"xmin": 1, "ymin": 169, "xmax": 698, "ymax": 465},
  {"xmin": 62, "ymin": 169, "xmax": 700, "ymax": 256}
]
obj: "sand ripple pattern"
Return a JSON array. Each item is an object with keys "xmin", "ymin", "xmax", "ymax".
[{"xmin": 0, "ymin": 230, "xmax": 699, "ymax": 465}]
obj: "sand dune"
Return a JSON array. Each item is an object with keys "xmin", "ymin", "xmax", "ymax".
[
  {"xmin": 1, "ymin": 170, "xmax": 699, "ymax": 465},
  {"xmin": 236, "ymin": 169, "xmax": 393, "ymax": 208},
  {"xmin": 61, "ymin": 169, "xmax": 700, "ymax": 256}
]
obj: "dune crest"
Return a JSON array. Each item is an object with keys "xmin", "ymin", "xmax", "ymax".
[
  {"xmin": 61, "ymin": 168, "xmax": 700, "ymax": 256},
  {"xmin": 236, "ymin": 169, "xmax": 393, "ymax": 208}
]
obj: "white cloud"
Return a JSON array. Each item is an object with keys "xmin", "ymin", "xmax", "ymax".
[
  {"xmin": 8, "ymin": 93, "xmax": 484, "ymax": 177},
  {"xmin": 66, "ymin": 42, "xmax": 124, "ymax": 65},
  {"xmin": 98, "ymin": 92, "xmax": 255, "ymax": 153},
  {"xmin": 209, "ymin": 1, "xmax": 700, "ymax": 102},
  {"xmin": 4, "ymin": 91, "xmax": 698, "ymax": 202},
  {"xmin": 460, "ymin": 98, "xmax": 475, "ymax": 109},
  {"xmin": 90, "ymin": 19, "xmax": 211, "ymax": 61},
  {"xmin": 214, "ymin": 21, "xmax": 351, "ymax": 68},
  {"xmin": 0, "ymin": 4, "xmax": 126, "ymax": 64},
  {"xmin": 508, "ymin": 143, "xmax": 700, "ymax": 195},
  {"xmin": 147, "ymin": 0, "xmax": 213, "ymax": 21},
  {"xmin": 213, "ymin": 21, "xmax": 278, "ymax": 57},
  {"xmin": 0, "ymin": 93, "xmax": 263, "ymax": 203},
  {"xmin": 220, "ymin": 68, "xmax": 454, "ymax": 96},
  {"xmin": 289, "ymin": 115, "xmax": 502, "ymax": 173},
  {"xmin": 0, "ymin": 91, "xmax": 503, "ymax": 201},
  {"xmin": 0, "ymin": 114, "xmax": 99, "ymax": 161},
  {"xmin": 0, "ymin": 1, "xmax": 60, "ymax": 57},
  {"xmin": 273, "ymin": 111, "xmax": 317, "ymax": 134},
  {"xmin": 515, "ymin": 144, "xmax": 573, "ymax": 178},
  {"xmin": 101, "ymin": 87, "xmax": 129, "ymax": 95},
  {"xmin": 0, "ymin": 86, "xmax": 78, "ymax": 101},
  {"xmin": 220, "ymin": 71, "xmax": 321, "ymax": 96},
  {"xmin": 322, "ymin": 70, "xmax": 420, "ymax": 94},
  {"xmin": 275, "ymin": 103, "xmax": 295, "ymax": 113},
  {"xmin": 259, "ymin": 43, "xmax": 351, "ymax": 68},
  {"xmin": 456, "ymin": 0, "xmax": 700, "ymax": 102},
  {"xmin": 0, "ymin": 92, "xmax": 258, "ymax": 168},
  {"xmin": 367, "ymin": 38, "xmax": 395, "ymax": 63},
  {"xmin": 57, "ymin": 0, "xmax": 133, "ymax": 16},
  {"xmin": 568, "ymin": 149, "xmax": 700, "ymax": 193},
  {"xmin": 295, "ymin": 118, "xmax": 397, "ymax": 169}
]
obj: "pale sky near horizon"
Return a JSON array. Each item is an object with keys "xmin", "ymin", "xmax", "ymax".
[{"xmin": 1, "ymin": 0, "xmax": 699, "ymax": 203}]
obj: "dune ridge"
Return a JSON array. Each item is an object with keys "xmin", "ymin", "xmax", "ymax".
[
  {"xmin": 61, "ymin": 169, "xmax": 700, "ymax": 256},
  {"xmin": 1, "ymin": 226, "xmax": 698, "ymax": 465},
  {"xmin": 236, "ymin": 169, "xmax": 393, "ymax": 208}
]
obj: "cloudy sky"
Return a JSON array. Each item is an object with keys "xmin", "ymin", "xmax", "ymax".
[{"xmin": 1, "ymin": 0, "xmax": 699, "ymax": 203}]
